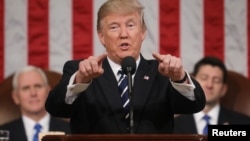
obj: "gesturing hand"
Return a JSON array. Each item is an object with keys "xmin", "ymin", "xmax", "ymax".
[
  {"xmin": 75, "ymin": 53, "xmax": 107, "ymax": 83},
  {"xmin": 152, "ymin": 52, "xmax": 186, "ymax": 82}
]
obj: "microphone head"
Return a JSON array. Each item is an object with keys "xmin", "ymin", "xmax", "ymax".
[{"xmin": 121, "ymin": 56, "xmax": 136, "ymax": 75}]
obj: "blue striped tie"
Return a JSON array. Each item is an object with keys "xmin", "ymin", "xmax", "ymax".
[
  {"xmin": 118, "ymin": 69, "xmax": 130, "ymax": 120},
  {"xmin": 33, "ymin": 123, "xmax": 42, "ymax": 141}
]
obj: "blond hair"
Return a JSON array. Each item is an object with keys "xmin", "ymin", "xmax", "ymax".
[{"xmin": 97, "ymin": 0, "xmax": 146, "ymax": 32}]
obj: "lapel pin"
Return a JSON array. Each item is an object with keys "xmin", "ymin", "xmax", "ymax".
[{"xmin": 144, "ymin": 75, "xmax": 149, "ymax": 80}]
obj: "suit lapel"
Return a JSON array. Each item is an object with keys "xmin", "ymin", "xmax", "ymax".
[
  {"xmin": 98, "ymin": 57, "xmax": 158, "ymax": 132},
  {"xmin": 13, "ymin": 118, "xmax": 28, "ymax": 141},
  {"xmin": 131, "ymin": 57, "xmax": 159, "ymax": 130},
  {"xmin": 99, "ymin": 59, "xmax": 123, "ymax": 110},
  {"xmin": 218, "ymin": 107, "xmax": 231, "ymax": 125},
  {"xmin": 100, "ymin": 57, "xmax": 156, "ymax": 110},
  {"xmin": 133, "ymin": 57, "xmax": 155, "ymax": 111},
  {"xmin": 98, "ymin": 59, "xmax": 125, "ymax": 132}
]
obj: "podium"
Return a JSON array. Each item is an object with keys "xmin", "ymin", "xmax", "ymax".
[{"xmin": 42, "ymin": 134, "xmax": 207, "ymax": 141}]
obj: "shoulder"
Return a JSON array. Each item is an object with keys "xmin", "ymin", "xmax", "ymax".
[
  {"xmin": 0, "ymin": 118, "xmax": 23, "ymax": 130},
  {"xmin": 221, "ymin": 107, "xmax": 249, "ymax": 117},
  {"xmin": 64, "ymin": 59, "xmax": 82, "ymax": 67},
  {"xmin": 220, "ymin": 107, "xmax": 250, "ymax": 124},
  {"xmin": 61, "ymin": 59, "xmax": 83, "ymax": 74},
  {"xmin": 139, "ymin": 56, "xmax": 159, "ymax": 71}
]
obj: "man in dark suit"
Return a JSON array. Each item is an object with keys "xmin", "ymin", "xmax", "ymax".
[
  {"xmin": 0, "ymin": 66, "xmax": 70, "ymax": 141},
  {"xmin": 45, "ymin": 0, "xmax": 205, "ymax": 134},
  {"xmin": 173, "ymin": 56, "xmax": 250, "ymax": 135}
]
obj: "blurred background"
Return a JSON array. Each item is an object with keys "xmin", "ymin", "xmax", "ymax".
[{"xmin": 0, "ymin": 0, "xmax": 249, "ymax": 82}]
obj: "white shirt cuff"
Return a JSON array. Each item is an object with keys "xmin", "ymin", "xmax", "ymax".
[
  {"xmin": 170, "ymin": 72, "xmax": 196, "ymax": 101},
  {"xmin": 65, "ymin": 72, "xmax": 91, "ymax": 104}
]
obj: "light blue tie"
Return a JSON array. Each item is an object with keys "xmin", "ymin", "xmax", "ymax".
[
  {"xmin": 118, "ymin": 69, "xmax": 130, "ymax": 120},
  {"xmin": 33, "ymin": 123, "xmax": 42, "ymax": 141},
  {"xmin": 202, "ymin": 115, "xmax": 210, "ymax": 135}
]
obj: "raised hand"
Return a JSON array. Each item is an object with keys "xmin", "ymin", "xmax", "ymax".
[
  {"xmin": 75, "ymin": 53, "xmax": 107, "ymax": 83},
  {"xmin": 152, "ymin": 52, "xmax": 186, "ymax": 82}
]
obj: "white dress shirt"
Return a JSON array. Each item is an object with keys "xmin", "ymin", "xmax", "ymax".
[
  {"xmin": 194, "ymin": 104, "xmax": 220, "ymax": 134},
  {"xmin": 22, "ymin": 113, "xmax": 50, "ymax": 141}
]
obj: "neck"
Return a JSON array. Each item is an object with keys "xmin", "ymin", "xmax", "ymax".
[
  {"xmin": 22, "ymin": 110, "xmax": 47, "ymax": 122},
  {"xmin": 203, "ymin": 102, "xmax": 219, "ymax": 114}
]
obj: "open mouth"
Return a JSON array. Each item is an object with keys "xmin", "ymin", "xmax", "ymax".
[{"xmin": 120, "ymin": 43, "xmax": 129, "ymax": 50}]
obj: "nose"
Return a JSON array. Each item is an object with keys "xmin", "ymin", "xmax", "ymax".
[
  {"xmin": 205, "ymin": 79, "xmax": 213, "ymax": 88},
  {"xmin": 30, "ymin": 87, "xmax": 37, "ymax": 96},
  {"xmin": 120, "ymin": 26, "xmax": 128, "ymax": 39}
]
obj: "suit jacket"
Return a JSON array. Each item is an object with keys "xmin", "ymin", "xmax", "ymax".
[
  {"xmin": 0, "ymin": 117, "xmax": 70, "ymax": 141},
  {"xmin": 173, "ymin": 106, "xmax": 250, "ymax": 134},
  {"xmin": 45, "ymin": 55, "xmax": 206, "ymax": 134}
]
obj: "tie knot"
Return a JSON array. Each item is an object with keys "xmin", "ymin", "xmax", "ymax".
[
  {"xmin": 118, "ymin": 69, "xmax": 124, "ymax": 75},
  {"xmin": 33, "ymin": 123, "xmax": 42, "ymax": 141},
  {"xmin": 34, "ymin": 123, "xmax": 42, "ymax": 131},
  {"xmin": 118, "ymin": 69, "xmax": 126, "ymax": 80},
  {"xmin": 203, "ymin": 115, "xmax": 210, "ymax": 122}
]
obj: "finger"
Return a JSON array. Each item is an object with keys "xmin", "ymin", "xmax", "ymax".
[
  {"xmin": 152, "ymin": 52, "xmax": 163, "ymax": 62},
  {"xmin": 90, "ymin": 59, "xmax": 99, "ymax": 73},
  {"xmin": 97, "ymin": 53, "xmax": 107, "ymax": 65},
  {"xmin": 94, "ymin": 53, "xmax": 106, "ymax": 75},
  {"xmin": 78, "ymin": 61, "xmax": 91, "ymax": 79},
  {"xmin": 169, "ymin": 57, "xmax": 177, "ymax": 72},
  {"xmin": 89, "ymin": 53, "xmax": 106, "ymax": 73},
  {"xmin": 83, "ymin": 60, "xmax": 94, "ymax": 76}
]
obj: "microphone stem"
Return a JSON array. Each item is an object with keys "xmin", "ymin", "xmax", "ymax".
[{"xmin": 127, "ymin": 72, "xmax": 134, "ymax": 134}]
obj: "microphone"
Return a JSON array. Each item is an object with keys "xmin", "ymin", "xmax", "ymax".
[
  {"xmin": 121, "ymin": 56, "xmax": 136, "ymax": 75},
  {"xmin": 121, "ymin": 56, "xmax": 136, "ymax": 134}
]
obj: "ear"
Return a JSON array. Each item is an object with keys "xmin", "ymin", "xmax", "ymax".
[
  {"xmin": 47, "ymin": 85, "xmax": 51, "ymax": 93},
  {"xmin": 11, "ymin": 90, "xmax": 20, "ymax": 105},
  {"xmin": 98, "ymin": 32, "xmax": 105, "ymax": 47},
  {"xmin": 141, "ymin": 29, "xmax": 146, "ymax": 41},
  {"xmin": 220, "ymin": 84, "xmax": 228, "ymax": 98}
]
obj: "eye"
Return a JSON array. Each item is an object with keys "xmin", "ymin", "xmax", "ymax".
[
  {"xmin": 127, "ymin": 22, "xmax": 135, "ymax": 28},
  {"xmin": 213, "ymin": 78, "xmax": 223, "ymax": 84},
  {"xmin": 34, "ymin": 84, "xmax": 46, "ymax": 91},
  {"xmin": 128, "ymin": 24, "xmax": 134, "ymax": 27},
  {"xmin": 199, "ymin": 75, "xmax": 208, "ymax": 81},
  {"xmin": 109, "ymin": 24, "xmax": 119, "ymax": 32},
  {"xmin": 35, "ymin": 84, "xmax": 43, "ymax": 89},
  {"xmin": 21, "ymin": 86, "xmax": 30, "ymax": 92}
]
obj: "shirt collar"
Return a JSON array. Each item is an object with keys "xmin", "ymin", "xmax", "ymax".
[
  {"xmin": 22, "ymin": 113, "xmax": 50, "ymax": 132},
  {"xmin": 194, "ymin": 104, "xmax": 220, "ymax": 124},
  {"xmin": 107, "ymin": 56, "xmax": 140, "ymax": 76}
]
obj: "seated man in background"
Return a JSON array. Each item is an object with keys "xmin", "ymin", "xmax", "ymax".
[
  {"xmin": 173, "ymin": 56, "xmax": 250, "ymax": 135},
  {"xmin": 0, "ymin": 66, "xmax": 70, "ymax": 141}
]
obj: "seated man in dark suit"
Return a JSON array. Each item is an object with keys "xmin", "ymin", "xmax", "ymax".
[
  {"xmin": 173, "ymin": 56, "xmax": 250, "ymax": 135},
  {"xmin": 0, "ymin": 65, "xmax": 70, "ymax": 141}
]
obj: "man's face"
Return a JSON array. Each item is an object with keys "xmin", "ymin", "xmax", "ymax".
[
  {"xmin": 12, "ymin": 70, "xmax": 49, "ymax": 116},
  {"xmin": 194, "ymin": 65, "xmax": 227, "ymax": 106},
  {"xmin": 98, "ymin": 12, "xmax": 146, "ymax": 64}
]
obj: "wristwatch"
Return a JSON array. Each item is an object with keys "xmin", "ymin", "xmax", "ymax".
[{"xmin": 173, "ymin": 72, "xmax": 188, "ymax": 83}]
